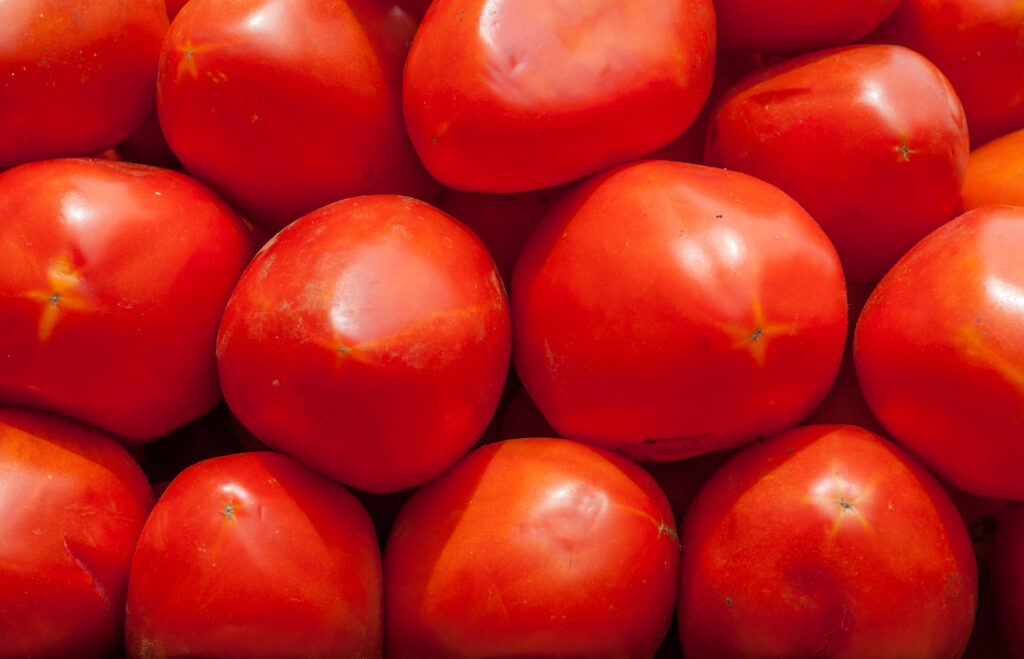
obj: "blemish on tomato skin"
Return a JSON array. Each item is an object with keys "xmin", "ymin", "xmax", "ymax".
[{"xmin": 221, "ymin": 502, "xmax": 236, "ymax": 520}]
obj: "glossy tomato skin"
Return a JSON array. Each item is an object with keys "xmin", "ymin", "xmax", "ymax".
[
  {"xmin": 854, "ymin": 205, "xmax": 1024, "ymax": 499},
  {"xmin": 0, "ymin": 1, "xmax": 168, "ymax": 168},
  {"xmin": 961, "ymin": 127, "xmax": 1024, "ymax": 211},
  {"xmin": 705, "ymin": 44, "xmax": 968, "ymax": 283},
  {"xmin": 512, "ymin": 160, "xmax": 847, "ymax": 462},
  {"xmin": 992, "ymin": 502, "xmax": 1024, "ymax": 657},
  {"xmin": 158, "ymin": 0, "xmax": 438, "ymax": 233},
  {"xmin": 679, "ymin": 424, "xmax": 977, "ymax": 658},
  {"xmin": 713, "ymin": 0, "xmax": 900, "ymax": 53},
  {"xmin": 403, "ymin": 0, "xmax": 716, "ymax": 192},
  {"xmin": 0, "ymin": 159, "xmax": 254, "ymax": 441},
  {"xmin": 385, "ymin": 437, "xmax": 680, "ymax": 658},
  {"xmin": 865, "ymin": 0, "xmax": 1024, "ymax": 147},
  {"xmin": 0, "ymin": 407, "xmax": 153, "ymax": 659},
  {"xmin": 125, "ymin": 452, "xmax": 382, "ymax": 658},
  {"xmin": 217, "ymin": 195, "xmax": 510, "ymax": 493}
]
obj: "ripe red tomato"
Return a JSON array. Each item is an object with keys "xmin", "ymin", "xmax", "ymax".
[
  {"xmin": 125, "ymin": 451, "xmax": 382, "ymax": 657},
  {"xmin": 705, "ymin": 44, "xmax": 968, "ymax": 283},
  {"xmin": 158, "ymin": 0, "xmax": 438, "ymax": 232},
  {"xmin": 854, "ymin": 205, "xmax": 1024, "ymax": 499},
  {"xmin": 991, "ymin": 502, "xmax": 1024, "ymax": 657},
  {"xmin": 961, "ymin": 127, "xmax": 1024, "ymax": 211},
  {"xmin": 865, "ymin": 0, "xmax": 1024, "ymax": 147},
  {"xmin": 217, "ymin": 195, "xmax": 510, "ymax": 493},
  {"xmin": 713, "ymin": 0, "xmax": 900, "ymax": 53},
  {"xmin": 385, "ymin": 436, "xmax": 680, "ymax": 657},
  {"xmin": 678, "ymin": 424, "xmax": 977, "ymax": 657},
  {"xmin": 0, "ymin": 1, "xmax": 168, "ymax": 168},
  {"xmin": 403, "ymin": 0, "xmax": 716, "ymax": 192},
  {"xmin": 0, "ymin": 159, "xmax": 254, "ymax": 441},
  {"xmin": 0, "ymin": 407, "xmax": 153, "ymax": 658},
  {"xmin": 512, "ymin": 160, "xmax": 847, "ymax": 461}
]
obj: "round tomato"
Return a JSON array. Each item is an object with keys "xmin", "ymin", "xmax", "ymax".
[
  {"xmin": 0, "ymin": 407, "xmax": 153, "ymax": 658},
  {"xmin": 158, "ymin": 0, "xmax": 438, "ymax": 232},
  {"xmin": 512, "ymin": 160, "xmax": 847, "ymax": 461},
  {"xmin": 678, "ymin": 424, "xmax": 976, "ymax": 658},
  {"xmin": 705, "ymin": 44, "xmax": 968, "ymax": 283},
  {"xmin": 961, "ymin": 127, "xmax": 1024, "ymax": 211},
  {"xmin": 0, "ymin": 0, "xmax": 168, "ymax": 168},
  {"xmin": 854, "ymin": 205, "xmax": 1024, "ymax": 499},
  {"xmin": 216, "ymin": 194, "xmax": 510, "ymax": 493},
  {"xmin": 125, "ymin": 451, "xmax": 382, "ymax": 657},
  {"xmin": 385, "ymin": 436, "xmax": 680, "ymax": 657},
  {"xmin": 0, "ymin": 158, "xmax": 254, "ymax": 441},
  {"xmin": 403, "ymin": 0, "xmax": 716, "ymax": 192}
]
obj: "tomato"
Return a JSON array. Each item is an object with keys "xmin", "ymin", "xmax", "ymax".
[
  {"xmin": 714, "ymin": 0, "xmax": 899, "ymax": 53},
  {"xmin": 512, "ymin": 160, "xmax": 847, "ymax": 462},
  {"xmin": 865, "ymin": 0, "xmax": 1024, "ymax": 147},
  {"xmin": 158, "ymin": 0, "xmax": 438, "ymax": 233},
  {"xmin": 216, "ymin": 195, "xmax": 510, "ymax": 493},
  {"xmin": 961, "ymin": 127, "xmax": 1024, "ymax": 211},
  {"xmin": 678, "ymin": 424, "xmax": 976, "ymax": 658},
  {"xmin": 0, "ymin": 158, "xmax": 254, "ymax": 441},
  {"xmin": 705, "ymin": 44, "xmax": 968, "ymax": 283},
  {"xmin": 403, "ymin": 0, "xmax": 716, "ymax": 192},
  {"xmin": 125, "ymin": 451, "xmax": 382, "ymax": 658},
  {"xmin": 855, "ymin": 205, "xmax": 1024, "ymax": 499},
  {"xmin": 0, "ymin": 1, "xmax": 168, "ymax": 168},
  {"xmin": 991, "ymin": 502, "xmax": 1024, "ymax": 657},
  {"xmin": 0, "ymin": 407, "xmax": 153, "ymax": 658},
  {"xmin": 384, "ymin": 436, "xmax": 679, "ymax": 657}
]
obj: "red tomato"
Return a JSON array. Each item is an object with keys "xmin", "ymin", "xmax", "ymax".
[
  {"xmin": 0, "ymin": 407, "xmax": 153, "ymax": 658},
  {"xmin": 705, "ymin": 44, "xmax": 968, "ymax": 283},
  {"xmin": 854, "ymin": 205, "xmax": 1024, "ymax": 499},
  {"xmin": 961, "ymin": 127, "xmax": 1024, "ymax": 211},
  {"xmin": 0, "ymin": 159, "xmax": 254, "ymax": 441},
  {"xmin": 385, "ymin": 436, "xmax": 680, "ymax": 657},
  {"xmin": 865, "ymin": 0, "xmax": 1024, "ymax": 147},
  {"xmin": 713, "ymin": 0, "xmax": 900, "ymax": 53},
  {"xmin": 0, "ymin": 1, "xmax": 168, "ymax": 168},
  {"xmin": 512, "ymin": 160, "xmax": 847, "ymax": 462},
  {"xmin": 678, "ymin": 424, "xmax": 977, "ymax": 658},
  {"xmin": 125, "ymin": 451, "xmax": 382, "ymax": 657},
  {"xmin": 991, "ymin": 502, "xmax": 1024, "ymax": 657},
  {"xmin": 403, "ymin": 0, "xmax": 716, "ymax": 192},
  {"xmin": 158, "ymin": 0, "xmax": 438, "ymax": 232},
  {"xmin": 216, "ymin": 195, "xmax": 511, "ymax": 493}
]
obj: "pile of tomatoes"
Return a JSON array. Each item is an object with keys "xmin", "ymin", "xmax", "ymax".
[{"xmin": 3, "ymin": 0, "xmax": 1024, "ymax": 657}]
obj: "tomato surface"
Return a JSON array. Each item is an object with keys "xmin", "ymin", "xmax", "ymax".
[
  {"xmin": 0, "ymin": 407, "xmax": 153, "ymax": 659},
  {"xmin": 678, "ymin": 424, "xmax": 977, "ymax": 658},
  {"xmin": 216, "ymin": 195, "xmax": 510, "ymax": 493},
  {"xmin": 0, "ymin": 0, "xmax": 168, "ymax": 168},
  {"xmin": 385, "ymin": 436, "xmax": 680, "ymax": 658},
  {"xmin": 705, "ymin": 44, "xmax": 968, "ymax": 283},
  {"xmin": 713, "ymin": 0, "xmax": 900, "ymax": 53},
  {"xmin": 403, "ymin": 0, "xmax": 716, "ymax": 192},
  {"xmin": 125, "ymin": 451, "xmax": 382, "ymax": 658},
  {"xmin": 158, "ymin": 0, "xmax": 438, "ymax": 232},
  {"xmin": 854, "ymin": 205, "xmax": 1024, "ymax": 499},
  {"xmin": 961, "ymin": 127, "xmax": 1024, "ymax": 211},
  {"xmin": 512, "ymin": 160, "xmax": 847, "ymax": 462},
  {"xmin": 0, "ymin": 159, "xmax": 254, "ymax": 441}
]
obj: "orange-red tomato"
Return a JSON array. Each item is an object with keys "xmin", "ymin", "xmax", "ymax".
[
  {"xmin": 385, "ymin": 436, "xmax": 680, "ymax": 657},
  {"xmin": 217, "ymin": 195, "xmax": 510, "ymax": 493},
  {"xmin": 961, "ymin": 127, "xmax": 1024, "ymax": 211},
  {"xmin": 705, "ymin": 44, "xmax": 968, "ymax": 283},
  {"xmin": 0, "ymin": 159, "xmax": 254, "ymax": 441},
  {"xmin": 403, "ymin": 0, "xmax": 716, "ymax": 192},
  {"xmin": 678, "ymin": 424, "xmax": 977, "ymax": 658},
  {"xmin": 0, "ymin": 407, "xmax": 153, "ymax": 658},
  {"xmin": 158, "ymin": 0, "xmax": 438, "ymax": 232},
  {"xmin": 0, "ymin": 1, "xmax": 168, "ymax": 168},
  {"xmin": 512, "ymin": 160, "xmax": 847, "ymax": 461},
  {"xmin": 855, "ymin": 205, "xmax": 1024, "ymax": 499},
  {"xmin": 125, "ymin": 452, "xmax": 382, "ymax": 658}
]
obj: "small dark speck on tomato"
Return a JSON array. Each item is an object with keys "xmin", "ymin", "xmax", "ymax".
[{"xmin": 715, "ymin": 214, "xmax": 723, "ymax": 218}]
